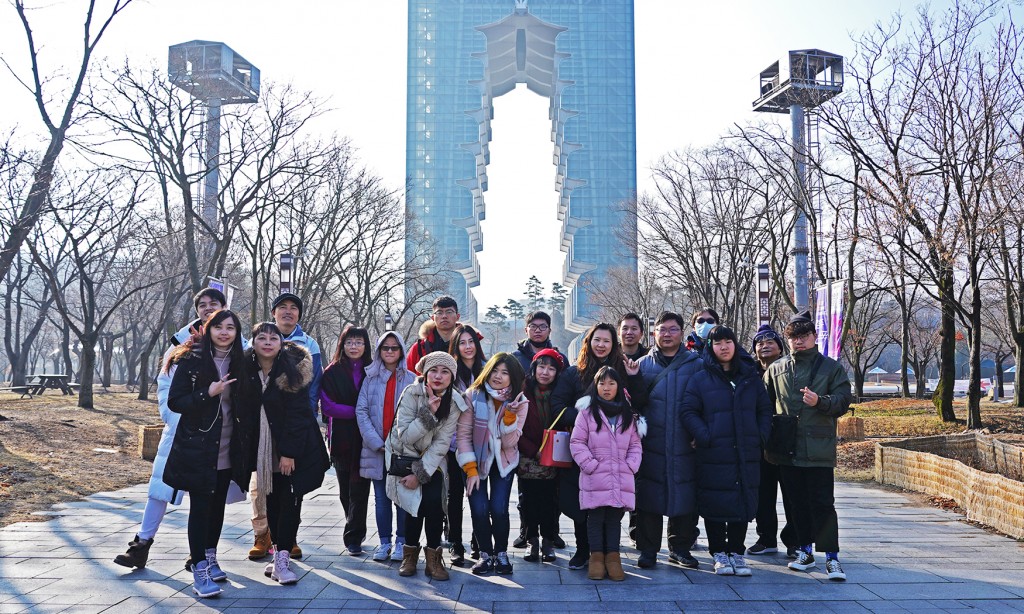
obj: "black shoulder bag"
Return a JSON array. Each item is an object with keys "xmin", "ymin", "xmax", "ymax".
[{"xmin": 765, "ymin": 355, "xmax": 824, "ymax": 458}]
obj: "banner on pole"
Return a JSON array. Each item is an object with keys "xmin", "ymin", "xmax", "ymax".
[
  {"xmin": 814, "ymin": 286, "xmax": 830, "ymax": 357},
  {"xmin": 829, "ymin": 280, "xmax": 845, "ymax": 357}
]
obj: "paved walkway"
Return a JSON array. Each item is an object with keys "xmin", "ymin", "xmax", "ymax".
[{"xmin": 1, "ymin": 475, "xmax": 1023, "ymax": 613}]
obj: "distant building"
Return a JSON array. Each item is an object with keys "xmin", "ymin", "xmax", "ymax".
[{"xmin": 405, "ymin": 0, "xmax": 637, "ymax": 329}]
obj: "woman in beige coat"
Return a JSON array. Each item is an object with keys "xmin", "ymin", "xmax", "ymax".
[{"xmin": 385, "ymin": 351, "xmax": 468, "ymax": 580}]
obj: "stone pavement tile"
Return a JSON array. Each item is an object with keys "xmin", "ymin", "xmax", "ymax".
[
  {"xmin": 958, "ymin": 599, "xmax": 1024, "ymax": 612},
  {"xmin": 677, "ymin": 602, "xmax": 782, "ymax": 612},
  {"xmin": 931, "ymin": 569, "xmax": 1024, "ymax": 595},
  {"xmin": 463, "ymin": 583, "xmax": 598, "ymax": 602},
  {"xmin": 599, "ymin": 583, "xmax": 739, "ymax": 601},
  {"xmin": 731, "ymin": 584, "xmax": 880, "ymax": 601},
  {"xmin": 567, "ymin": 601, "xmax": 682, "ymax": 611},
  {"xmin": 862, "ymin": 582, "xmax": 1020, "ymax": 601},
  {"xmin": 227, "ymin": 597, "xmax": 309, "ymax": 609},
  {"xmin": 453, "ymin": 600, "xmax": 493, "ymax": 612},
  {"xmin": 59, "ymin": 607, "xmax": 108, "ymax": 614},
  {"xmin": 681, "ymin": 566, "xmax": 819, "ymax": 584},
  {"xmin": 0, "ymin": 577, "xmax": 60, "ymax": 595},
  {"xmin": 804, "ymin": 566, "xmax": 948, "ymax": 584}
]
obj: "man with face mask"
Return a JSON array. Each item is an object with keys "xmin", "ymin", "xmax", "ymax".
[{"xmin": 685, "ymin": 308, "xmax": 720, "ymax": 355}]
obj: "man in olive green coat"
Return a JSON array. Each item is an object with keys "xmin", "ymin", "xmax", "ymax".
[{"xmin": 764, "ymin": 311, "xmax": 852, "ymax": 582}]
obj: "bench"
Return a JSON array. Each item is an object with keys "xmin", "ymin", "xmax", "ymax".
[{"xmin": 0, "ymin": 385, "xmax": 34, "ymax": 399}]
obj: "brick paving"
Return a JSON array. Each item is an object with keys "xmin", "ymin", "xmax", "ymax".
[{"xmin": 1, "ymin": 476, "xmax": 1023, "ymax": 613}]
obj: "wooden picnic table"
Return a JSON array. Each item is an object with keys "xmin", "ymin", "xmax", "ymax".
[{"xmin": 28, "ymin": 374, "xmax": 74, "ymax": 396}]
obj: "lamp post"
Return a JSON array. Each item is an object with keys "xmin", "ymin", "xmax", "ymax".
[
  {"xmin": 279, "ymin": 253, "xmax": 294, "ymax": 294},
  {"xmin": 757, "ymin": 264, "xmax": 771, "ymax": 326},
  {"xmin": 384, "ymin": 313, "xmax": 394, "ymax": 332}
]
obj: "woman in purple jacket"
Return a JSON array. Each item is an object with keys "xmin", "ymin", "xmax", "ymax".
[
  {"xmin": 321, "ymin": 325, "xmax": 372, "ymax": 554},
  {"xmin": 570, "ymin": 366, "xmax": 642, "ymax": 583}
]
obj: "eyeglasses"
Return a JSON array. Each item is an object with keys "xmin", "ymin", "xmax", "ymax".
[
  {"xmin": 695, "ymin": 317, "xmax": 716, "ymax": 324},
  {"xmin": 380, "ymin": 345, "xmax": 402, "ymax": 352},
  {"xmin": 656, "ymin": 327, "xmax": 682, "ymax": 334},
  {"xmin": 527, "ymin": 324, "xmax": 550, "ymax": 332},
  {"xmin": 432, "ymin": 308, "xmax": 457, "ymax": 317},
  {"xmin": 344, "ymin": 340, "xmax": 365, "ymax": 347},
  {"xmin": 788, "ymin": 332, "xmax": 815, "ymax": 341}
]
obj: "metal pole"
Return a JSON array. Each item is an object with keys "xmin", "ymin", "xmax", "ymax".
[
  {"xmin": 202, "ymin": 99, "xmax": 222, "ymax": 230},
  {"xmin": 790, "ymin": 103, "xmax": 809, "ymax": 312}
]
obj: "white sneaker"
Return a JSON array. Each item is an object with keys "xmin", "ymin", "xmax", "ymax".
[
  {"xmin": 373, "ymin": 542, "xmax": 392, "ymax": 562},
  {"xmin": 730, "ymin": 554, "xmax": 752, "ymax": 577},
  {"xmin": 788, "ymin": 549, "xmax": 817, "ymax": 571},
  {"xmin": 272, "ymin": 550, "xmax": 299, "ymax": 585},
  {"xmin": 825, "ymin": 558, "xmax": 846, "ymax": 581},
  {"xmin": 391, "ymin": 540, "xmax": 405, "ymax": 562},
  {"xmin": 712, "ymin": 552, "xmax": 734, "ymax": 575},
  {"xmin": 263, "ymin": 561, "xmax": 274, "ymax": 577}
]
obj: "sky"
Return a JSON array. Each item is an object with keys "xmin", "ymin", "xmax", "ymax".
[{"xmin": 0, "ymin": 0, "xmax": 932, "ymax": 318}]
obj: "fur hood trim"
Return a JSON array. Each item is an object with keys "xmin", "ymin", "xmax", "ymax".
[
  {"xmin": 418, "ymin": 320, "xmax": 437, "ymax": 340},
  {"xmin": 575, "ymin": 394, "xmax": 646, "ymax": 437},
  {"xmin": 575, "ymin": 395, "xmax": 592, "ymax": 411},
  {"xmin": 276, "ymin": 342, "xmax": 313, "ymax": 393}
]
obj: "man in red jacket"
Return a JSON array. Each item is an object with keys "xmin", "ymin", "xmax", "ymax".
[{"xmin": 407, "ymin": 296, "xmax": 460, "ymax": 374}]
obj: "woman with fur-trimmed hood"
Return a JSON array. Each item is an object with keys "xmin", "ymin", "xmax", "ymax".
[{"xmin": 244, "ymin": 322, "xmax": 330, "ymax": 585}]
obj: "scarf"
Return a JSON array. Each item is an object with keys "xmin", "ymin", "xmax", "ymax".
[
  {"xmin": 485, "ymin": 383, "xmax": 510, "ymax": 402},
  {"xmin": 254, "ymin": 370, "xmax": 274, "ymax": 520},
  {"xmin": 322, "ymin": 357, "xmax": 364, "ymax": 406},
  {"xmin": 383, "ymin": 370, "xmax": 398, "ymax": 438},
  {"xmin": 595, "ymin": 396, "xmax": 625, "ymax": 418}
]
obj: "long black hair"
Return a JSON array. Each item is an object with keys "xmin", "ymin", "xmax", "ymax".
[
  {"xmin": 470, "ymin": 352, "xmax": 526, "ymax": 400},
  {"xmin": 331, "ymin": 325, "xmax": 372, "ymax": 373},
  {"xmin": 585, "ymin": 366, "xmax": 633, "ymax": 433},
  {"xmin": 576, "ymin": 323, "xmax": 625, "ymax": 385},
  {"xmin": 250, "ymin": 321, "xmax": 303, "ymax": 389},
  {"xmin": 448, "ymin": 324, "xmax": 485, "ymax": 388},
  {"xmin": 420, "ymin": 364, "xmax": 456, "ymax": 423},
  {"xmin": 166, "ymin": 309, "xmax": 247, "ymax": 390}
]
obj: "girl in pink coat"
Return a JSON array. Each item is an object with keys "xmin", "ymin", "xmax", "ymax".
[{"xmin": 570, "ymin": 366, "xmax": 642, "ymax": 582}]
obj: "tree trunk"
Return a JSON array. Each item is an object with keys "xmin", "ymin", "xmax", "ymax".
[
  {"xmin": 995, "ymin": 356, "xmax": 1005, "ymax": 398},
  {"xmin": 136, "ymin": 328, "xmax": 164, "ymax": 402},
  {"xmin": 854, "ymin": 367, "xmax": 865, "ymax": 400},
  {"xmin": 1015, "ymin": 338, "xmax": 1024, "ymax": 408},
  {"xmin": 899, "ymin": 295, "xmax": 911, "ymax": 398},
  {"xmin": 61, "ymin": 323, "xmax": 74, "ymax": 380},
  {"xmin": 78, "ymin": 336, "xmax": 98, "ymax": 409},
  {"xmin": 914, "ymin": 358, "xmax": 928, "ymax": 400},
  {"xmin": 100, "ymin": 337, "xmax": 113, "ymax": 389},
  {"xmin": 937, "ymin": 273, "xmax": 957, "ymax": 422},
  {"xmin": 966, "ymin": 283, "xmax": 983, "ymax": 429}
]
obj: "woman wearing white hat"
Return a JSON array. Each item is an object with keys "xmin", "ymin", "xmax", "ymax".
[{"xmin": 385, "ymin": 351, "xmax": 468, "ymax": 580}]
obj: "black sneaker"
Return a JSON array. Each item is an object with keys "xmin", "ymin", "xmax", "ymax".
[
  {"xmin": 788, "ymin": 550, "xmax": 816, "ymax": 571},
  {"xmin": 746, "ymin": 542, "xmax": 778, "ymax": 555},
  {"xmin": 541, "ymin": 539, "xmax": 556, "ymax": 562},
  {"xmin": 552, "ymin": 534, "xmax": 566, "ymax": 549},
  {"xmin": 668, "ymin": 550, "xmax": 699, "ymax": 569},
  {"xmin": 449, "ymin": 543, "xmax": 466, "ymax": 567},
  {"xmin": 825, "ymin": 558, "xmax": 846, "ymax": 581},
  {"xmin": 568, "ymin": 550, "xmax": 589, "ymax": 570},
  {"xmin": 523, "ymin": 541, "xmax": 540, "ymax": 562},
  {"xmin": 471, "ymin": 553, "xmax": 493, "ymax": 575},
  {"xmin": 513, "ymin": 533, "xmax": 529, "ymax": 549},
  {"xmin": 637, "ymin": 551, "xmax": 657, "ymax": 569},
  {"xmin": 786, "ymin": 547, "xmax": 798, "ymax": 559},
  {"xmin": 494, "ymin": 551, "xmax": 513, "ymax": 575}
]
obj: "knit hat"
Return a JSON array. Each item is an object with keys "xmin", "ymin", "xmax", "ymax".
[
  {"xmin": 271, "ymin": 293, "xmax": 303, "ymax": 320},
  {"xmin": 789, "ymin": 310, "xmax": 813, "ymax": 325},
  {"xmin": 416, "ymin": 351, "xmax": 458, "ymax": 378},
  {"xmin": 751, "ymin": 324, "xmax": 785, "ymax": 355},
  {"xmin": 532, "ymin": 347, "xmax": 566, "ymax": 372}
]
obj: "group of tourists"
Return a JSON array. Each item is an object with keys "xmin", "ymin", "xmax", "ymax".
[{"xmin": 111, "ymin": 288, "xmax": 853, "ymax": 598}]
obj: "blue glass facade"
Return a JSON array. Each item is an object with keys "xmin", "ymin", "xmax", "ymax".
[{"xmin": 406, "ymin": 0, "xmax": 637, "ymax": 329}]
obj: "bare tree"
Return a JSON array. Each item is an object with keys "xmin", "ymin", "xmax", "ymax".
[{"xmin": 0, "ymin": 0, "xmax": 135, "ymax": 282}]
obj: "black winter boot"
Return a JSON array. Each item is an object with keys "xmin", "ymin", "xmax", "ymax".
[{"xmin": 113, "ymin": 534, "xmax": 153, "ymax": 569}]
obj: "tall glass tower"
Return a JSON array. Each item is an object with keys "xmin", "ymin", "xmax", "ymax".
[{"xmin": 406, "ymin": 0, "xmax": 637, "ymax": 330}]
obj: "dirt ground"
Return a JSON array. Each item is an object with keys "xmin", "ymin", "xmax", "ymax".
[{"xmin": 0, "ymin": 388, "xmax": 158, "ymax": 527}]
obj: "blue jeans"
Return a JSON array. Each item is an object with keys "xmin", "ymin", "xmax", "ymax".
[
  {"xmin": 372, "ymin": 478, "xmax": 406, "ymax": 544},
  {"xmin": 467, "ymin": 463, "xmax": 515, "ymax": 554}
]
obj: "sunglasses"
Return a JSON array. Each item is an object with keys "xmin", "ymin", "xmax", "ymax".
[
  {"xmin": 696, "ymin": 317, "xmax": 716, "ymax": 324},
  {"xmin": 380, "ymin": 345, "xmax": 402, "ymax": 352}
]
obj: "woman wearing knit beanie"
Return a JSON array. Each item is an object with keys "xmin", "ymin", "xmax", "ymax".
[
  {"xmin": 385, "ymin": 351, "xmax": 467, "ymax": 580},
  {"xmin": 457, "ymin": 352, "xmax": 529, "ymax": 575},
  {"xmin": 518, "ymin": 348, "xmax": 565, "ymax": 563}
]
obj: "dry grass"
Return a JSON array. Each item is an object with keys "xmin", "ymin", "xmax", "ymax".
[
  {"xmin": 836, "ymin": 398, "xmax": 1024, "ymax": 482},
  {"xmin": 0, "ymin": 388, "xmax": 159, "ymax": 527}
]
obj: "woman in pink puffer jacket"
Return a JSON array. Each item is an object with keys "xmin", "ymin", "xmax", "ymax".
[{"xmin": 570, "ymin": 366, "xmax": 642, "ymax": 582}]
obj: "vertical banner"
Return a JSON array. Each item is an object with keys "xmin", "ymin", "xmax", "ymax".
[
  {"xmin": 814, "ymin": 286, "xmax": 831, "ymax": 357},
  {"xmin": 829, "ymin": 280, "xmax": 845, "ymax": 357},
  {"xmin": 757, "ymin": 264, "xmax": 771, "ymax": 326}
]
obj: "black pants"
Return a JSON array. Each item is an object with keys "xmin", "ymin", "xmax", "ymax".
[
  {"xmin": 334, "ymin": 463, "xmax": 371, "ymax": 549},
  {"xmin": 755, "ymin": 457, "xmax": 797, "ymax": 548},
  {"xmin": 558, "ymin": 466, "xmax": 589, "ymax": 554},
  {"xmin": 405, "ymin": 472, "xmax": 445, "ymax": 548},
  {"xmin": 519, "ymin": 478, "xmax": 558, "ymax": 541},
  {"xmin": 635, "ymin": 510, "xmax": 698, "ymax": 555},
  {"xmin": 445, "ymin": 451, "xmax": 466, "ymax": 546},
  {"xmin": 705, "ymin": 520, "xmax": 748, "ymax": 555},
  {"xmin": 188, "ymin": 469, "xmax": 232, "ymax": 563},
  {"xmin": 778, "ymin": 465, "xmax": 839, "ymax": 553},
  {"xmin": 587, "ymin": 507, "xmax": 625, "ymax": 553},
  {"xmin": 266, "ymin": 472, "xmax": 304, "ymax": 553}
]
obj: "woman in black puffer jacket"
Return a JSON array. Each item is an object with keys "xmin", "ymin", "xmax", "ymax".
[
  {"xmin": 680, "ymin": 325, "xmax": 772, "ymax": 577},
  {"xmin": 244, "ymin": 322, "xmax": 330, "ymax": 585}
]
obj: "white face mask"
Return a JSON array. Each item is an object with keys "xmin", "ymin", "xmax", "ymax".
[{"xmin": 695, "ymin": 321, "xmax": 715, "ymax": 340}]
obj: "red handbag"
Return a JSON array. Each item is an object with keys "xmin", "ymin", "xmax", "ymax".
[{"xmin": 539, "ymin": 408, "xmax": 573, "ymax": 468}]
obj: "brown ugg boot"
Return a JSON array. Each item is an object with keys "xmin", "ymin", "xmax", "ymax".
[
  {"xmin": 587, "ymin": 551, "xmax": 606, "ymax": 580},
  {"xmin": 248, "ymin": 531, "xmax": 272, "ymax": 560},
  {"xmin": 424, "ymin": 546, "xmax": 450, "ymax": 581},
  {"xmin": 605, "ymin": 551, "xmax": 625, "ymax": 581},
  {"xmin": 290, "ymin": 544, "xmax": 302, "ymax": 560},
  {"xmin": 399, "ymin": 544, "xmax": 421, "ymax": 577}
]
